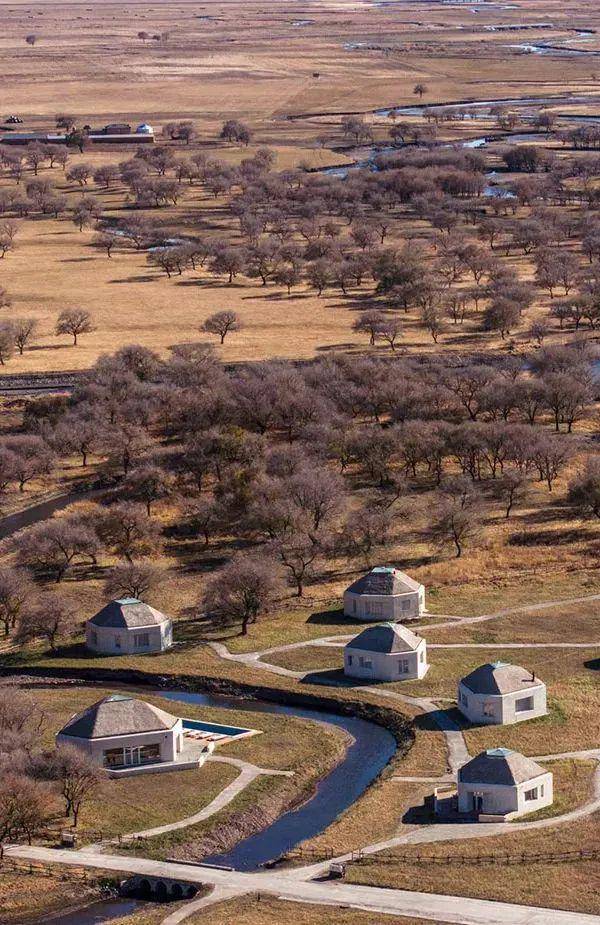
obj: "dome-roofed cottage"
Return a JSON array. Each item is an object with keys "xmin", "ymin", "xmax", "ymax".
[
  {"xmin": 136, "ymin": 123, "xmax": 154, "ymax": 134},
  {"xmin": 457, "ymin": 661, "xmax": 547, "ymax": 726},
  {"xmin": 56, "ymin": 693, "xmax": 187, "ymax": 776},
  {"xmin": 457, "ymin": 747, "xmax": 553, "ymax": 820},
  {"xmin": 85, "ymin": 599, "xmax": 172, "ymax": 655},
  {"xmin": 344, "ymin": 622, "xmax": 428, "ymax": 682},
  {"xmin": 343, "ymin": 566, "xmax": 425, "ymax": 622}
]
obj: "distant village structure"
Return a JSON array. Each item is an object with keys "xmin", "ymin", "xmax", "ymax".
[
  {"xmin": 457, "ymin": 662, "xmax": 547, "ymax": 726},
  {"xmin": 85, "ymin": 598, "xmax": 173, "ymax": 655},
  {"xmin": 343, "ymin": 567, "xmax": 425, "ymax": 622},
  {"xmin": 457, "ymin": 748, "xmax": 553, "ymax": 820},
  {"xmin": 0, "ymin": 122, "xmax": 155, "ymax": 145},
  {"xmin": 344, "ymin": 622, "xmax": 428, "ymax": 682}
]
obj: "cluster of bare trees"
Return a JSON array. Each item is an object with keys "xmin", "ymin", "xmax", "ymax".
[
  {"xmin": 0, "ymin": 682, "xmax": 103, "ymax": 856},
  {"xmin": 1, "ymin": 339, "xmax": 593, "ymax": 645}
]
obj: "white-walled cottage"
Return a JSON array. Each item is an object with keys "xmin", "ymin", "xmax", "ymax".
[
  {"xmin": 344, "ymin": 622, "xmax": 428, "ymax": 682},
  {"xmin": 85, "ymin": 599, "xmax": 172, "ymax": 655},
  {"xmin": 56, "ymin": 693, "xmax": 194, "ymax": 777},
  {"xmin": 457, "ymin": 661, "xmax": 547, "ymax": 726},
  {"xmin": 457, "ymin": 747, "xmax": 553, "ymax": 820},
  {"xmin": 343, "ymin": 567, "xmax": 425, "ymax": 622}
]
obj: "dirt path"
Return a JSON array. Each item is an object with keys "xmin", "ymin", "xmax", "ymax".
[{"xmin": 85, "ymin": 756, "xmax": 294, "ymax": 853}]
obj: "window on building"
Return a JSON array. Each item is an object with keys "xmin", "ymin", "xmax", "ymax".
[
  {"xmin": 91, "ymin": 630, "xmax": 97, "ymax": 645},
  {"xmin": 420, "ymin": 650, "xmax": 425, "ymax": 662},
  {"xmin": 461, "ymin": 692, "xmax": 468, "ymax": 707},
  {"xmin": 347, "ymin": 655, "xmax": 353, "ymax": 666},
  {"xmin": 359, "ymin": 656, "xmax": 372, "ymax": 669},
  {"xmin": 114, "ymin": 635, "xmax": 121, "ymax": 649},
  {"xmin": 399, "ymin": 659, "xmax": 409, "ymax": 674},
  {"xmin": 515, "ymin": 696, "xmax": 534, "ymax": 713},
  {"xmin": 524, "ymin": 787, "xmax": 538, "ymax": 801},
  {"xmin": 103, "ymin": 748, "xmax": 124, "ymax": 768},
  {"xmin": 540, "ymin": 784, "xmax": 544, "ymax": 797},
  {"xmin": 368, "ymin": 600, "xmax": 384, "ymax": 618},
  {"xmin": 483, "ymin": 702, "xmax": 494, "ymax": 717},
  {"xmin": 401, "ymin": 599, "xmax": 410, "ymax": 611},
  {"xmin": 139, "ymin": 743, "xmax": 160, "ymax": 764},
  {"xmin": 352, "ymin": 599, "xmax": 357, "ymax": 614},
  {"xmin": 134, "ymin": 633, "xmax": 150, "ymax": 648}
]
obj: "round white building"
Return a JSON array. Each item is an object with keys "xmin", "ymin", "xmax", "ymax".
[
  {"xmin": 344, "ymin": 622, "xmax": 428, "ymax": 682},
  {"xmin": 343, "ymin": 566, "xmax": 425, "ymax": 622},
  {"xmin": 457, "ymin": 747, "xmax": 553, "ymax": 820},
  {"xmin": 85, "ymin": 598, "xmax": 173, "ymax": 656},
  {"xmin": 457, "ymin": 661, "xmax": 547, "ymax": 726}
]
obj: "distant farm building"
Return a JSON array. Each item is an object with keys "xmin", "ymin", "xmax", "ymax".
[
  {"xmin": 0, "ymin": 122, "xmax": 155, "ymax": 146},
  {"xmin": 457, "ymin": 748, "xmax": 553, "ymax": 820},
  {"xmin": 343, "ymin": 567, "xmax": 425, "ymax": 622},
  {"xmin": 344, "ymin": 622, "xmax": 428, "ymax": 682},
  {"xmin": 85, "ymin": 598, "xmax": 172, "ymax": 655},
  {"xmin": 458, "ymin": 662, "xmax": 547, "ymax": 726}
]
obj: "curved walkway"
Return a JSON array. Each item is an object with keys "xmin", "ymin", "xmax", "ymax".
[{"xmin": 86, "ymin": 756, "xmax": 293, "ymax": 853}]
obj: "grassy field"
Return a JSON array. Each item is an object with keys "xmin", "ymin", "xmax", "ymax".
[
  {"xmin": 25, "ymin": 683, "xmax": 349, "ymax": 846},
  {"xmin": 345, "ymin": 808, "xmax": 600, "ymax": 916}
]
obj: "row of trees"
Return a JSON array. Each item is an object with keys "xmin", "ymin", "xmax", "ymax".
[
  {"xmin": 3, "ymin": 344, "xmax": 594, "ymax": 646},
  {"xmin": 0, "ymin": 683, "xmax": 104, "ymax": 857}
]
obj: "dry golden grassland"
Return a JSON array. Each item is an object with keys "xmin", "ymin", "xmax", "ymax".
[
  {"xmin": 0, "ymin": 869, "xmax": 110, "ymax": 924},
  {"xmin": 0, "ymin": 1, "xmax": 599, "ymax": 370},
  {"xmin": 345, "ymin": 809, "xmax": 600, "ymax": 916},
  {"xmin": 188, "ymin": 895, "xmax": 441, "ymax": 925},
  {"xmin": 26, "ymin": 683, "xmax": 348, "ymax": 841}
]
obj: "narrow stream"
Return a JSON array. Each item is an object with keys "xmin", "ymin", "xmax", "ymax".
[{"xmin": 158, "ymin": 689, "xmax": 397, "ymax": 871}]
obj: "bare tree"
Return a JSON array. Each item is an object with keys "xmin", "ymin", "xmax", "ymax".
[
  {"xmin": 55, "ymin": 308, "xmax": 95, "ymax": 345},
  {"xmin": 4, "ymin": 435, "xmax": 55, "ymax": 491},
  {"xmin": 13, "ymin": 318, "xmax": 37, "ymax": 355},
  {"xmin": 16, "ymin": 594, "xmax": 77, "ymax": 651},
  {"xmin": 122, "ymin": 464, "xmax": 171, "ymax": 514},
  {"xmin": 201, "ymin": 311, "xmax": 242, "ymax": 344},
  {"xmin": 568, "ymin": 458, "xmax": 600, "ymax": 518},
  {"xmin": 202, "ymin": 553, "xmax": 281, "ymax": 635},
  {"xmin": 0, "ymin": 567, "xmax": 34, "ymax": 636},
  {"xmin": 104, "ymin": 561, "xmax": 160, "ymax": 600},
  {"xmin": 48, "ymin": 745, "xmax": 104, "ymax": 827},
  {"xmin": 13, "ymin": 515, "xmax": 99, "ymax": 581},
  {"xmin": 95, "ymin": 501, "xmax": 161, "ymax": 562}
]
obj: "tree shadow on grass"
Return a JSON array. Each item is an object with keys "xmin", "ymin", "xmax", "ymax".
[
  {"xmin": 107, "ymin": 275, "xmax": 156, "ymax": 284},
  {"xmin": 306, "ymin": 607, "xmax": 354, "ymax": 629}
]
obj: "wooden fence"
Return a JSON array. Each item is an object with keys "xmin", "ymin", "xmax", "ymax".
[{"xmin": 285, "ymin": 846, "xmax": 600, "ymax": 867}]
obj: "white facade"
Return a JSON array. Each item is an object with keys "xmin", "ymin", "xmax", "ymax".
[
  {"xmin": 344, "ymin": 637, "xmax": 428, "ymax": 682},
  {"xmin": 458, "ymin": 771, "xmax": 553, "ymax": 819},
  {"xmin": 57, "ymin": 720, "xmax": 184, "ymax": 774},
  {"xmin": 458, "ymin": 680, "xmax": 547, "ymax": 726},
  {"xmin": 86, "ymin": 620, "xmax": 172, "ymax": 656},
  {"xmin": 85, "ymin": 598, "xmax": 173, "ymax": 656}
]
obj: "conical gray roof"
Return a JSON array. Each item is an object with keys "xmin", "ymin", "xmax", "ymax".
[
  {"xmin": 458, "ymin": 748, "xmax": 547, "ymax": 786},
  {"xmin": 59, "ymin": 694, "xmax": 178, "ymax": 739},
  {"xmin": 346, "ymin": 622, "xmax": 423, "ymax": 654},
  {"xmin": 461, "ymin": 662, "xmax": 542, "ymax": 696},
  {"xmin": 346, "ymin": 567, "xmax": 422, "ymax": 597},
  {"xmin": 88, "ymin": 599, "xmax": 169, "ymax": 629}
]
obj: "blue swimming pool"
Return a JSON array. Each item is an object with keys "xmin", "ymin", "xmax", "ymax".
[{"xmin": 182, "ymin": 718, "xmax": 253, "ymax": 738}]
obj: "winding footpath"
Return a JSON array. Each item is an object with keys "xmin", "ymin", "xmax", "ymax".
[
  {"xmin": 6, "ymin": 586, "xmax": 600, "ymax": 923},
  {"xmin": 85, "ymin": 756, "xmax": 294, "ymax": 854}
]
